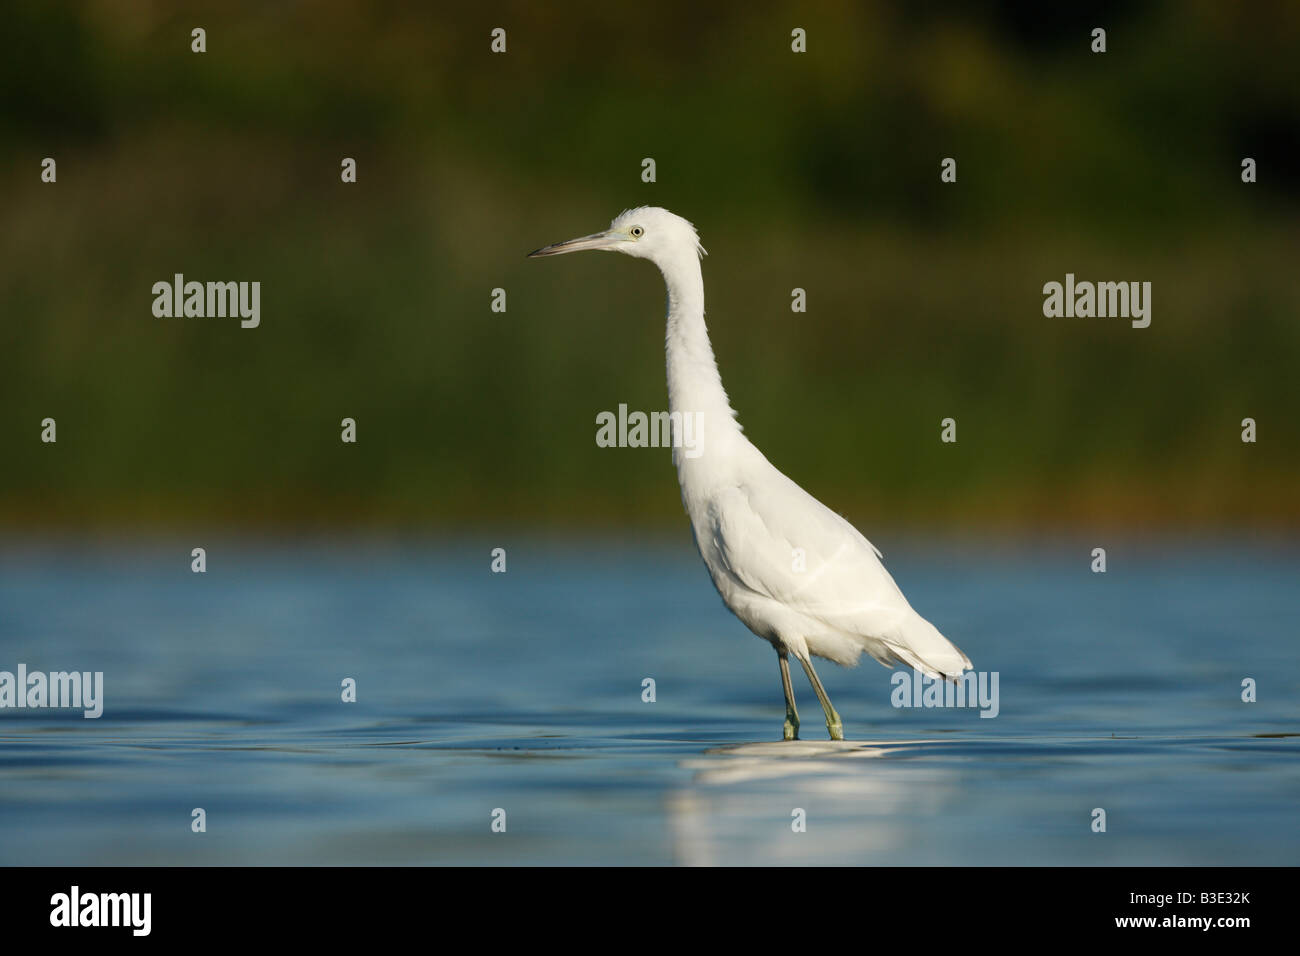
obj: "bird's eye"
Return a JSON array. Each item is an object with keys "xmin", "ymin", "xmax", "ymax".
[{"xmin": 630, "ymin": 226, "xmax": 644, "ymax": 238}]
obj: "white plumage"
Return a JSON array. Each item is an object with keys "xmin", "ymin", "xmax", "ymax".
[{"xmin": 530, "ymin": 207, "xmax": 971, "ymax": 739}]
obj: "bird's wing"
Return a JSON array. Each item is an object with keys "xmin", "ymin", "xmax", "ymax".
[
  {"xmin": 707, "ymin": 464, "xmax": 910, "ymax": 633},
  {"xmin": 700, "ymin": 455, "xmax": 970, "ymax": 677}
]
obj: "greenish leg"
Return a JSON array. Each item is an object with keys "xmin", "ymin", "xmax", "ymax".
[
  {"xmin": 777, "ymin": 649, "xmax": 800, "ymax": 741},
  {"xmin": 799, "ymin": 656, "xmax": 844, "ymax": 741}
]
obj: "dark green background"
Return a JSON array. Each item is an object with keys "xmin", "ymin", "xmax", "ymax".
[{"xmin": 3, "ymin": 1, "xmax": 1296, "ymax": 533}]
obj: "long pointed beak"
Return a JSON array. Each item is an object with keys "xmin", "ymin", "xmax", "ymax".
[{"xmin": 527, "ymin": 230, "xmax": 626, "ymax": 258}]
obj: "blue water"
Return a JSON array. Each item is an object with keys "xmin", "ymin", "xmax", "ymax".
[{"xmin": 1, "ymin": 537, "xmax": 1296, "ymax": 865}]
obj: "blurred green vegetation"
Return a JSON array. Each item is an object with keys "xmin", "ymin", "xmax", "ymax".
[{"xmin": 1, "ymin": 1, "xmax": 1297, "ymax": 533}]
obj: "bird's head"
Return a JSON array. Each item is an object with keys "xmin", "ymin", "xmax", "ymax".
[{"xmin": 528, "ymin": 206, "xmax": 706, "ymax": 266}]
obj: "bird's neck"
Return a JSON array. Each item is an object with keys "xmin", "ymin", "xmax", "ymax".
[{"xmin": 659, "ymin": 251, "xmax": 742, "ymax": 465}]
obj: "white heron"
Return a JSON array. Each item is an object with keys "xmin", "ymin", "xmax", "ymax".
[{"xmin": 529, "ymin": 207, "xmax": 971, "ymax": 740}]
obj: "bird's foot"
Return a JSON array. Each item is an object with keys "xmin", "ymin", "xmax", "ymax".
[
  {"xmin": 826, "ymin": 716, "xmax": 844, "ymax": 741},
  {"xmin": 783, "ymin": 717, "xmax": 799, "ymax": 741}
]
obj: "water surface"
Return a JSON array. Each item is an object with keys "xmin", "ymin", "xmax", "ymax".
[{"xmin": 1, "ymin": 538, "xmax": 1296, "ymax": 865}]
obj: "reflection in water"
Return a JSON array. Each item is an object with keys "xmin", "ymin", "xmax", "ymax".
[{"xmin": 669, "ymin": 740, "xmax": 960, "ymax": 865}]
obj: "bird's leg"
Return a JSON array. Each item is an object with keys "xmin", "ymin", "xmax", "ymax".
[
  {"xmin": 777, "ymin": 649, "xmax": 800, "ymax": 741},
  {"xmin": 798, "ymin": 657, "xmax": 844, "ymax": 741}
]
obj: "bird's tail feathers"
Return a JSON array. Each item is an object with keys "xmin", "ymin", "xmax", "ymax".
[{"xmin": 881, "ymin": 614, "xmax": 971, "ymax": 680}]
